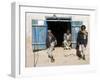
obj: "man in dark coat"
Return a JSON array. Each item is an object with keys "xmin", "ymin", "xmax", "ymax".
[{"xmin": 76, "ymin": 25, "xmax": 88, "ymax": 60}]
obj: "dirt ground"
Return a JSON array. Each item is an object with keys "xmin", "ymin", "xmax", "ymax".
[{"xmin": 32, "ymin": 47, "xmax": 89, "ymax": 67}]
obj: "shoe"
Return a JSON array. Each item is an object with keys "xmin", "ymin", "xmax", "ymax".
[
  {"xmin": 68, "ymin": 47, "xmax": 71, "ymax": 50},
  {"xmin": 66, "ymin": 48, "xmax": 68, "ymax": 50},
  {"xmin": 51, "ymin": 56, "xmax": 55, "ymax": 62},
  {"xmin": 51, "ymin": 58, "xmax": 55, "ymax": 62},
  {"xmin": 64, "ymin": 47, "xmax": 66, "ymax": 50},
  {"xmin": 83, "ymin": 55, "xmax": 86, "ymax": 60},
  {"xmin": 53, "ymin": 48, "xmax": 55, "ymax": 50},
  {"xmin": 48, "ymin": 55, "xmax": 51, "ymax": 58}
]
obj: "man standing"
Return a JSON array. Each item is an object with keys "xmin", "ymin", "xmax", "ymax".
[
  {"xmin": 76, "ymin": 25, "xmax": 88, "ymax": 60},
  {"xmin": 46, "ymin": 30, "xmax": 57, "ymax": 62},
  {"xmin": 63, "ymin": 30, "xmax": 71, "ymax": 50}
]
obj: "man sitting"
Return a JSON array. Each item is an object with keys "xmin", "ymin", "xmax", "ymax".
[{"xmin": 63, "ymin": 30, "xmax": 71, "ymax": 50}]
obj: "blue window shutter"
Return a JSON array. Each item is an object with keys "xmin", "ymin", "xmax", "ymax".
[
  {"xmin": 32, "ymin": 20, "xmax": 47, "ymax": 50},
  {"xmin": 71, "ymin": 21, "xmax": 83, "ymax": 48}
]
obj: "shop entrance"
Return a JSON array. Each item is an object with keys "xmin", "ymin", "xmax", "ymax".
[{"xmin": 46, "ymin": 17, "xmax": 71, "ymax": 47}]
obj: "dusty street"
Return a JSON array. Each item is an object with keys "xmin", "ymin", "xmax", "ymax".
[{"xmin": 32, "ymin": 47, "xmax": 89, "ymax": 67}]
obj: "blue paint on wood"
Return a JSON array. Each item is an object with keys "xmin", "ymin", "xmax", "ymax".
[
  {"xmin": 32, "ymin": 20, "xmax": 47, "ymax": 50},
  {"xmin": 71, "ymin": 21, "xmax": 83, "ymax": 48}
]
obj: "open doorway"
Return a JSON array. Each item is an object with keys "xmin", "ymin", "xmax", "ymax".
[{"xmin": 46, "ymin": 17, "xmax": 71, "ymax": 47}]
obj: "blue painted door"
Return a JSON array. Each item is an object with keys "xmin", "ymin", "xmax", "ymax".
[
  {"xmin": 71, "ymin": 21, "xmax": 83, "ymax": 48},
  {"xmin": 32, "ymin": 20, "xmax": 47, "ymax": 50}
]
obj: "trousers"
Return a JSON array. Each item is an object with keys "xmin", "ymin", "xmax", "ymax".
[
  {"xmin": 79, "ymin": 44, "xmax": 86, "ymax": 56},
  {"xmin": 63, "ymin": 40, "xmax": 71, "ymax": 49},
  {"xmin": 47, "ymin": 42, "xmax": 55, "ymax": 57}
]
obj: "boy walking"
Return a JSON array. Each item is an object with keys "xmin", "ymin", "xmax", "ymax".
[{"xmin": 46, "ymin": 30, "xmax": 57, "ymax": 62}]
